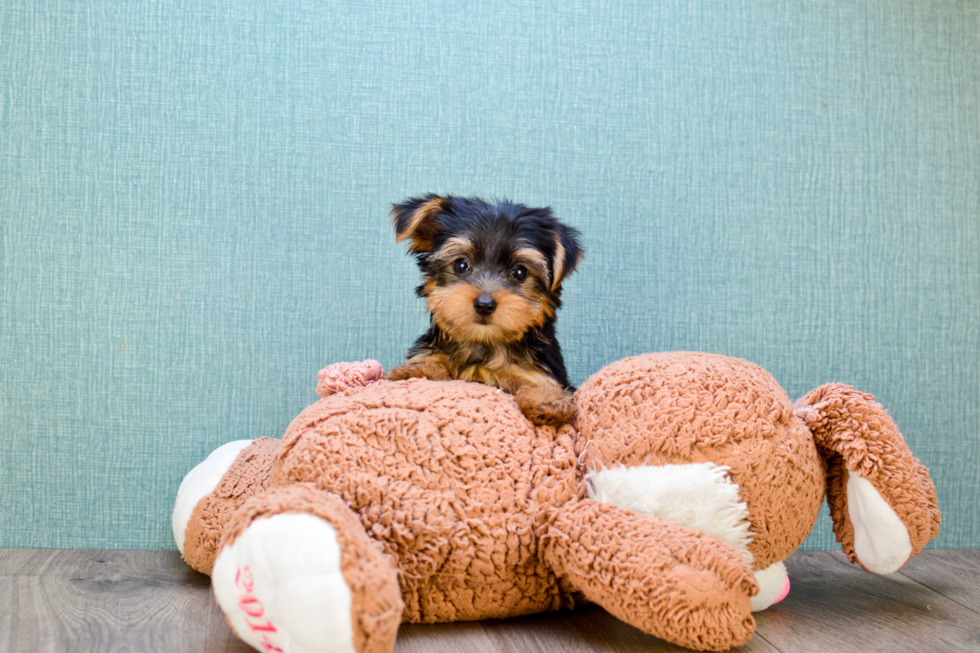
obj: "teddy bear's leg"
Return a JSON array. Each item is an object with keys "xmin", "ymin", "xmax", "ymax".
[
  {"xmin": 211, "ymin": 484, "xmax": 403, "ymax": 653},
  {"xmin": 584, "ymin": 462, "xmax": 788, "ymax": 612},
  {"xmin": 795, "ymin": 384, "xmax": 941, "ymax": 574},
  {"xmin": 173, "ymin": 437, "xmax": 280, "ymax": 575},
  {"xmin": 543, "ymin": 499, "xmax": 757, "ymax": 652}
]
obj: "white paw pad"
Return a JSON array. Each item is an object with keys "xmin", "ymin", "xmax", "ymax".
[
  {"xmin": 212, "ymin": 513, "xmax": 357, "ymax": 653},
  {"xmin": 751, "ymin": 561, "xmax": 790, "ymax": 612},
  {"xmin": 172, "ymin": 439, "xmax": 254, "ymax": 553},
  {"xmin": 846, "ymin": 472, "xmax": 913, "ymax": 574}
]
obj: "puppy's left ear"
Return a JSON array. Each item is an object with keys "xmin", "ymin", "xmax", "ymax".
[
  {"xmin": 551, "ymin": 222, "xmax": 583, "ymax": 291},
  {"xmin": 390, "ymin": 194, "xmax": 449, "ymax": 254}
]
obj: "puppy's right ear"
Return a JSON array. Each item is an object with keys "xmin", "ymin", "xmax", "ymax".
[
  {"xmin": 550, "ymin": 221, "xmax": 583, "ymax": 291},
  {"xmin": 390, "ymin": 194, "xmax": 449, "ymax": 254}
]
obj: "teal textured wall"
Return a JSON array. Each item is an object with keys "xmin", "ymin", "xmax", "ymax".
[{"xmin": 1, "ymin": 1, "xmax": 978, "ymax": 550}]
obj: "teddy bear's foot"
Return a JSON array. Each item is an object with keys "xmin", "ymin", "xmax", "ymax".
[
  {"xmin": 750, "ymin": 561, "xmax": 790, "ymax": 612},
  {"xmin": 173, "ymin": 439, "xmax": 255, "ymax": 555},
  {"xmin": 795, "ymin": 384, "xmax": 941, "ymax": 574},
  {"xmin": 173, "ymin": 437, "xmax": 281, "ymax": 575},
  {"xmin": 213, "ymin": 513, "xmax": 358, "ymax": 653},
  {"xmin": 544, "ymin": 499, "xmax": 757, "ymax": 652},
  {"xmin": 212, "ymin": 485, "xmax": 403, "ymax": 653}
]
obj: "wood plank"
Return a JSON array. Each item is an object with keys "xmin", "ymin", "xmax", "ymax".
[
  {"xmin": 538, "ymin": 603, "xmax": 779, "ymax": 653},
  {"xmin": 0, "ymin": 549, "xmax": 249, "ymax": 653},
  {"xmin": 396, "ymin": 622, "xmax": 499, "ymax": 653},
  {"xmin": 400, "ymin": 604, "xmax": 782, "ymax": 653},
  {"xmin": 895, "ymin": 549, "xmax": 980, "ymax": 615},
  {"xmin": 756, "ymin": 551, "xmax": 980, "ymax": 653},
  {"xmin": 480, "ymin": 612, "xmax": 601, "ymax": 653},
  {"xmin": 2, "ymin": 549, "xmax": 978, "ymax": 653}
]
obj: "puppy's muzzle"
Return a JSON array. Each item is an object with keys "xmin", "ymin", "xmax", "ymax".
[{"xmin": 473, "ymin": 295, "xmax": 497, "ymax": 316}]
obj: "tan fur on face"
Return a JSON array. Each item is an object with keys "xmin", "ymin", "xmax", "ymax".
[
  {"xmin": 427, "ymin": 237, "xmax": 477, "ymax": 269},
  {"xmin": 426, "ymin": 284, "xmax": 551, "ymax": 344},
  {"xmin": 512, "ymin": 248, "xmax": 549, "ymax": 274},
  {"xmin": 419, "ymin": 278, "xmax": 437, "ymax": 296},
  {"xmin": 495, "ymin": 288, "xmax": 552, "ymax": 334}
]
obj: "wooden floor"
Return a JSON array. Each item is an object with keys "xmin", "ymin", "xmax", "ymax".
[{"xmin": 1, "ymin": 549, "xmax": 977, "ymax": 653}]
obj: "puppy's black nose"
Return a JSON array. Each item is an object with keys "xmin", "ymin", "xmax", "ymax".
[{"xmin": 474, "ymin": 295, "xmax": 497, "ymax": 316}]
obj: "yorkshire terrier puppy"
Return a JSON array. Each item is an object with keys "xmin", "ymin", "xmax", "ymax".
[{"xmin": 387, "ymin": 194, "xmax": 583, "ymax": 426}]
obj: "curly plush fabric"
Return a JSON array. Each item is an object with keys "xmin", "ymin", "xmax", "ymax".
[
  {"xmin": 317, "ymin": 360, "xmax": 385, "ymax": 398},
  {"xmin": 575, "ymin": 352, "xmax": 826, "ymax": 569},
  {"xmin": 794, "ymin": 384, "xmax": 941, "ymax": 569},
  {"xmin": 273, "ymin": 377, "xmax": 581, "ymax": 622},
  {"xmin": 175, "ymin": 351, "xmax": 941, "ymax": 653},
  {"xmin": 182, "ymin": 437, "xmax": 279, "ymax": 574},
  {"xmin": 220, "ymin": 484, "xmax": 404, "ymax": 653},
  {"xmin": 543, "ymin": 499, "xmax": 757, "ymax": 651}
]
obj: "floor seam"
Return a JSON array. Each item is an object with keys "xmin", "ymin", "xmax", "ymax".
[
  {"xmin": 823, "ymin": 551, "xmax": 980, "ymax": 616},
  {"xmin": 892, "ymin": 573, "xmax": 980, "ymax": 617},
  {"xmin": 751, "ymin": 630, "xmax": 785, "ymax": 653}
]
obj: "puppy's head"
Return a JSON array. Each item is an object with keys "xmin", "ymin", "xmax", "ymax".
[{"xmin": 391, "ymin": 195, "xmax": 583, "ymax": 344}]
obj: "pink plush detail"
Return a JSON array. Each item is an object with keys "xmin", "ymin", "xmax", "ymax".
[
  {"xmin": 772, "ymin": 576, "xmax": 791, "ymax": 606},
  {"xmin": 316, "ymin": 360, "xmax": 385, "ymax": 397}
]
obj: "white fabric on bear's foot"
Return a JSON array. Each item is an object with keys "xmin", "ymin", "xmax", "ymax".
[
  {"xmin": 172, "ymin": 439, "xmax": 253, "ymax": 553},
  {"xmin": 586, "ymin": 462, "xmax": 754, "ymax": 565},
  {"xmin": 750, "ymin": 561, "xmax": 788, "ymax": 612},
  {"xmin": 212, "ymin": 513, "xmax": 356, "ymax": 653},
  {"xmin": 846, "ymin": 471, "xmax": 913, "ymax": 574}
]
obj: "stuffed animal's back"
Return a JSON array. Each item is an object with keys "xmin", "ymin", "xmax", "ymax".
[
  {"xmin": 575, "ymin": 351, "xmax": 825, "ymax": 568},
  {"xmin": 272, "ymin": 377, "xmax": 580, "ymax": 622}
]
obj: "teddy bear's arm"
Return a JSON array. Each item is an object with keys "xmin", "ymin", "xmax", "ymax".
[
  {"xmin": 795, "ymin": 383, "xmax": 941, "ymax": 574},
  {"xmin": 542, "ymin": 499, "xmax": 757, "ymax": 653}
]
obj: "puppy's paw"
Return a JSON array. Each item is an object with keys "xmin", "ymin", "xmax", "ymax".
[
  {"xmin": 384, "ymin": 365, "xmax": 416, "ymax": 381},
  {"xmin": 516, "ymin": 387, "xmax": 577, "ymax": 426},
  {"xmin": 386, "ymin": 355, "xmax": 452, "ymax": 382}
]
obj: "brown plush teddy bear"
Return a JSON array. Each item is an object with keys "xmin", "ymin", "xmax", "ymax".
[{"xmin": 172, "ymin": 352, "xmax": 939, "ymax": 653}]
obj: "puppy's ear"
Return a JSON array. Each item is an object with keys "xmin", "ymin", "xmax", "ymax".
[
  {"xmin": 551, "ymin": 221, "xmax": 583, "ymax": 291},
  {"xmin": 390, "ymin": 194, "xmax": 449, "ymax": 254}
]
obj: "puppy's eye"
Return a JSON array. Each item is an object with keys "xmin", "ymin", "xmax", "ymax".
[
  {"xmin": 511, "ymin": 265, "xmax": 527, "ymax": 282},
  {"xmin": 452, "ymin": 258, "xmax": 470, "ymax": 274}
]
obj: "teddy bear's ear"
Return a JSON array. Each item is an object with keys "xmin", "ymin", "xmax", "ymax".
[
  {"xmin": 390, "ymin": 194, "xmax": 449, "ymax": 254},
  {"xmin": 795, "ymin": 384, "xmax": 941, "ymax": 574}
]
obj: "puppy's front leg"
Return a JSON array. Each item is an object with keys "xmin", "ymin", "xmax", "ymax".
[
  {"xmin": 510, "ymin": 372, "xmax": 577, "ymax": 427},
  {"xmin": 386, "ymin": 352, "xmax": 453, "ymax": 382}
]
